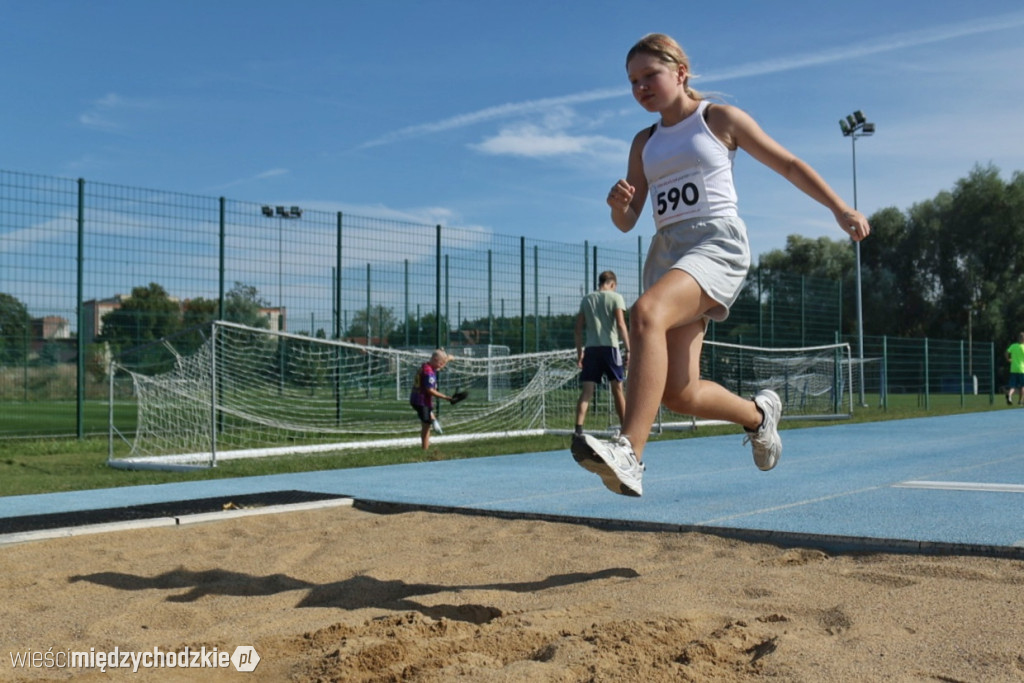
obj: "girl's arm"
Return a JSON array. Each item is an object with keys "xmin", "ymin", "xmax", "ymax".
[
  {"xmin": 608, "ymin": 128, "xmax": 651, "ymax": 233},
  {"xmin": 709, "ymin": 104, "xmax": 871, "ymax": 241}
]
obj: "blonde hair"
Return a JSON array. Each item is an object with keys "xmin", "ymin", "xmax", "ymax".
[{"xmin": 626, "ymin": 33, "xmax": 702, "ymax": 101}]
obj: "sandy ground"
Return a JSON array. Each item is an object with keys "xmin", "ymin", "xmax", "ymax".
[{"xmin": 2, "ymin": 503, "xmax": 1024, "ymax": 682}]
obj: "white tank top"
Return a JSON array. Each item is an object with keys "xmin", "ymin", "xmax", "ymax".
[{"xmin": 642, "ymin": 100, "xmax": 738, "ymax": 229}]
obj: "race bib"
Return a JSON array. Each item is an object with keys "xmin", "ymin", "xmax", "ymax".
[{"xmin": 649, "ymin": 166, "xmax": 709, "ymax": 229}]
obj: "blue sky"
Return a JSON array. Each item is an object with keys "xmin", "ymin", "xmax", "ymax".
[{"xmin": 3, "ymin": 0, "xmax": 1024, "ymax": 262}]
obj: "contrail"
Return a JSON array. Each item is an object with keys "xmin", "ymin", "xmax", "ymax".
[
  {"xmin": 359, "ymin": 10, "xmax": 1024, "ymax": 149},
  {"xmin": 701, "ymin": 11, "xmax": 1024, "ymax": 82},
  {"xmin": 359, "ymin": 88, "xmax": 626, "ymax": 148}
]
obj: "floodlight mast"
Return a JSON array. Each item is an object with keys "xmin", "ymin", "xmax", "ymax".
[
  {"xmin": 260, "ymin": 205, "xmax": 303, "ymax": 333},
  {"xmin": 839, "ymin": 110, "xmax": 874, "ymax": 407}
]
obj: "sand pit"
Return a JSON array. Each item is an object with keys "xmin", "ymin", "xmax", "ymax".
[{"xmin": 2, "ymin": 504, "xmax": 1023, "ymax": 681}]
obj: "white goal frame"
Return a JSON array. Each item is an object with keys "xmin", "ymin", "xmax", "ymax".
[{"xmin": 108, "ymin": 322, "xmax": 854, "ymax": 471}]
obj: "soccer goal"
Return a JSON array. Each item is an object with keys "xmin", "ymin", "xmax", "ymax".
[
  {"xmin": 108, "ymin": 321, "xmax": 581, "ymax": 470},
  {"xmin": 107, "ymin": 322, "xmax": 853, "ymax": 470},
  {"xmin": 653, "ymin": 339, "xmax": 854, "ymax": 431}
]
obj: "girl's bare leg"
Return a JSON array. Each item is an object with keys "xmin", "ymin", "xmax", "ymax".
[
  {"xmin": 661, "ymin": 322, "xmax": 763, "ymax": 428},
  {"xmin": 621, "ymin": 270, "xmax": 761, "ymax": 460}
]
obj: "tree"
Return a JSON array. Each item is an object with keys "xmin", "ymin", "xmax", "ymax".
[
  {"xmin": 391, "ymin": 311, "xmax": 443, "ymax": 348},
  {"xmin": 225, "ymin": 282, "xmax": 272, "ymax": 329},
  {"xmin": 760, "ymin": 234, "xmax": 854, "ymax": 282},
  {"xmin": 99, "ymin": 283, "xmax": 182, "ymax": 355},
  {"xmin": 0, "ymin": 292, "xmax": 31, "ymax": 365},
  {"xmin": 758, "ymin": 164, "xmax": 1024, "ymax": 352},
  {"xmin": 868, "ymin": 165, "xmax": 1024, "ymax": 345},
  {"xmin": 938, "ymin": 165, "xmax": 1024, "ymax": 343},
  {"xmin": 175, "ymin": 282, "xmax": 272, "ymax": 356},
  {"xmin": 182, "ymin": 282, "xmax": 271, "ymax": 330},
  {"xmin": 344, "ymin": 305, "xmax": 398, "ymax": 345}
]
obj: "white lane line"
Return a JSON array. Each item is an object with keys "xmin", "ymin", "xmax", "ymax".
[
  {"xmin": 697, "ymin": 484, "xmax": 891, "ymax": 525},
  {"xmin": 0, "ymin": 498, "xmax": 354, "ymax": 547},
  {"xmin": 697, "ymin": 478, "xmax": 1024, "ymax": 526},
  {"xmin": 894, "ymin": 481, "xmax": 1024, "ymax": 493}
]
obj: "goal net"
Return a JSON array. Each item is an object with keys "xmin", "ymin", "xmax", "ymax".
[
  {"xmin": 654, "ymin": 340, "xmax": 854, "ymax": 429},
  {"xmin": 108, "ymin": 322, "xmax": 580, "ymax": 469},
  {"xmin": 108, "ymin": 322, "xmax": 853, "ymax": 470}
]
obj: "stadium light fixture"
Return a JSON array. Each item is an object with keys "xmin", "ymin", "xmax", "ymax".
[
  {"xmin": 259, "ymin": 204, "xmax": 303, "ymax": 332},
  {"xmin": 840, "ymin": 110, "xmax": 874, "ymax": 407}
]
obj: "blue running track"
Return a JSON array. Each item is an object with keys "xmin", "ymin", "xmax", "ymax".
[{"xmin": 2, "ymin": 411, "xmax": 1023, "ymax": 557}]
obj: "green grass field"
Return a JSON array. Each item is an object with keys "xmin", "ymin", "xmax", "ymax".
[
  {"xmin": 0, "ymin": 392, "xmax": 1003, "ymax": 499},
  {"xmin": 0, "ymin": 401, "xmax": 135, "ymax": 438}
]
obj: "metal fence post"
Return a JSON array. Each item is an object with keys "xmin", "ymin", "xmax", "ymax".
[
  {"xmin": 218, "ymin": 197, "xmax": 226, "ymax": 321},
  {"xmin": 637, "ymin": 235, "xmax": 643, "ymax": 297},
  {"xmin": 76, "ymin": 178, "xmax": 85, "ymax": 439},
  {"xmin": 960, "ymin": 339, "xmax": 966, "ymax": 408},
  {"xmin": 444, "ymin": 254, "xmax": 450, "ymax": 346},
  {"xmin": 435, "ymin": 224, "xmax": 442, "ymax": 349},
  {"xmin": 335, "ymin": 212, "xmax": 343, "ymax": 339},
  {"xmin": 404, "ymin": 259, "xmax": 410, "ymax": 347},
  {"xmin": 520, "ymin": 236, "xmax": 526, "ymax": 354},
  {"xmin": 583, "ymin": 240, "xmax": 589, "ymax": 295},
  {"xmin": 487, "ymin": 249, "xmax": 493, "ymax": 346},
  {"xmin": 881, "ymin": 335, "xmax": 888, "ymax": 410},
  {"xmin": 989, "ymin": 342, "xmax": 995, "ymax": 405},
  {"xmin": 924, "ymin": 338, "xmax": 930, "ymax": 410},
  {"xmin": 758, "ymin": 267, "xmax": 764, "ymax": 346},
  {"xmin": 533, "ymin": 244, "xmax": 539, "ymax": 352}
]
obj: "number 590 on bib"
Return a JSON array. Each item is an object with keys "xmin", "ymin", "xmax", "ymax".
[{"xmin": 649, "ymin": 166, "xmax": 709, "ymax": 230}]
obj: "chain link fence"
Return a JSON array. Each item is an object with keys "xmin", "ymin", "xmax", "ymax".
[{"xmin": 0, "ymin": 170, "xmax": 993, "ymax": 438}]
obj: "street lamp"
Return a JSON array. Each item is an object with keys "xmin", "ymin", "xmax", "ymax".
[
  {"xmin": 260, "ymin": 205, "xmax": 302, "ymax": 332},
  {"xmin": 839, "ymin": 110, "xmax": 874, "ymax": 407}
]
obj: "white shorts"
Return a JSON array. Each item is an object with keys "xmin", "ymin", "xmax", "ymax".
[{"xmin": 643, "ymin": 215, "xmax": 751, "ymax": 322}]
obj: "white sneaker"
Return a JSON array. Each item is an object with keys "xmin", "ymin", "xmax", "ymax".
[
  {"xmin": 431, "ymin": 418, "xmax": 443, "ymax": 434},
  {"xmin": 571, "ymin": 433, "xmax": 644, "ymax": 497},
  {"xmin": 744, "ymin": 389, "xmax": 782, "ymax": 471}
]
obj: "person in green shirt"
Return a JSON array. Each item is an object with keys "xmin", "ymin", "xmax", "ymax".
[
  {"xmin": 1006, "ymin": 333, "xmax": 1024, "ymax": 405},
  {"xmin": 574, "ymin": 270, "xmax": 630, "ymax": 437}
]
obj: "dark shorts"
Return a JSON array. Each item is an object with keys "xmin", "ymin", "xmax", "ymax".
[
  {"xmin": 410, "ymin": 401, "xmax": 433, "ymax": 424},
  {"xmin": 580, "ymin": 346, "xmax": 625, "ymax": 384},
  {"xmin": 1010, "ymin": 373, "xmax": 1024, "ymax": 389}
]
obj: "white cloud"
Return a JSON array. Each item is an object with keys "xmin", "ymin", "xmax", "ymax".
[
  {"xmin": 357, "ymin": 88, "xmax": 627, "ymax": 149},
  {"xmin": 472, "ymin": 124, "xmax": 628, "ymax": 161},
  {"xmin": 78, "ymin": 92, "xmax": 155, "ymax": 131},
  {"xmin": 210, "ymin": 168, "xmax": 291, "ymax": 191},
  {"xmin": 255, "ymin": 168, "xmax": 289, "ymax": 180},
  {"xmin": 695, "ymin": 10, "xmax": 1024, "ymax": 85},
  {"xmin": 360, "ymin": 9, "xmax": 1024, "ymax": 155},
  {"xmin": 291, "ymin": 199, "xmax": 451, "ymax": 225},
  {"xmin": 469, "ymin": 104, "xmax": 629, "ymax": 162}
]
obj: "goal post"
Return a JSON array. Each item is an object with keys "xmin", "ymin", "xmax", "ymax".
[
  {"xmin": 108, "ymin": 322, "xmax": 581, "ymax": 470},
  {"xmin": 711, "ymin": 339, "xmax": 853, "ymax": 419},
  {"xmin": 108, "ymin": 323, "xmax": 855, "ymax": 471}
]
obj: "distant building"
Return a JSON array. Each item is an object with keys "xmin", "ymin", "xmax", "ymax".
[
  {"xmin": 78, "ymin": 296, "xmax": 278, "ymax": 345},
  {"xmin": 28, "ymin": 315, "xmax": 75, "ymax": 362},
  {"xmin": 32, "ymin": 316, "xmax": 71, "ymax": 341},
  {"xmin": 82, "ymin": 294, "xmax": 194, "ymax": 343},
  {"xmin": 262, "ymin": 306, "xmax": 285, "ymax": 332},
  {"xmin": 81, "ymin": 295, "xmax": 128, "ymax": 344},
  {"xmin": 343, "ymin": 336, "xmax": 389, "ymax": 347}
]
